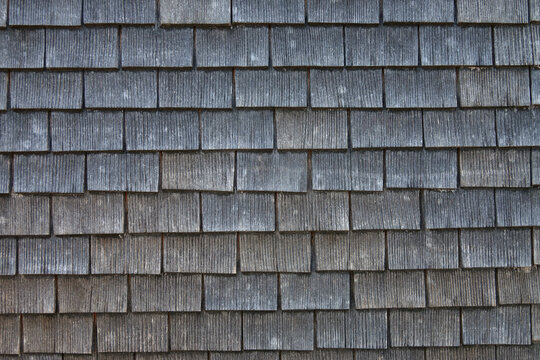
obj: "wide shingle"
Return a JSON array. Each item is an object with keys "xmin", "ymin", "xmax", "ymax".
[
  {"xmin": 0, "ymin": 29, "xmax": 44, "ymax": 69},
  {"xmin": 311, "ymin": 70, "xmax": 382, "ymax": 108},
  {"xmin": 164, "ymin": 234, "xmax": 236, "ymax": 274},
  {"xmin": 312, "ymin": 151, "xmax": 383, "ymax": 191},
  {"xmin": 19, "ymin": 237, "xmax": 88, "ymax": 275},
  {"xmin": 197, "ymin": 27, "xmax": 268, "ymax": 68},
  {"xmin": 126, "ymin": 111, "xmax": 199, "ymax": 151},
  {"xmin": 128, "ymin": 192, "xmax": 200, "ymax": 233},
  {"xmin": 97, "ymin": 314, "xmax": 168, "ymax": 352},
  {"xmin": 462, "ymin": 306, "xmax": 531, "ymax": 345},
  {"xmin": 461, "ymin": 149, "xmax": 530, "ymax": 187},
  {"xmin": 9, "ymin": 0, "xmax": 82, "ymax": 25},
  {"xmin": 457, "ymin": 0, "xmax": 529, "ymax": 23},
  {"xmin": 51, "ymin": 111, "xmax": 123, "ymax": 152},
  {"xmin": 278, "ymin": 192, "xmax": 349, "ymax": 231},
  {"xmin": 160, "ymin": 71, "xmax": 232, "ymax": 108},
  {"xmin": 132, "ymin": 274, "xmax": 201, "ymax": 312},
  {"xmin": 0, "ymin": 276, "xmax": 55, "ymax": 313},
  {"xmin": 276, "ymin": 110, "xmax": 348, "ymax": 149},
  {"xmin": 351, "ymin": 190, "xmax": 420, "ymax": 230},
  {"xmin": 383, "ymin": 0, "xmax": 454, "ymax": 22},
  {"xmin": 85, "ymin": 71, "xmax": 157, "ymax": 108},
  {"xmin": 88, "ymin": 153, "xmax": 159, "ymax": 192},
  {"xmin": 202, "ymin": 193, "xmax": 274, "ymax": 232},
  {"xmin": 424, "ymin": 110, "xmax": 496, "ymax": 147},
  {"xmin": 317, "ymin": 310, "xmax": 387, "ymax": 349},
  {"xmin": 0, "ymin": 112, "xmax": 48, "ymax": 152},
  {"xmin": 243, "ymin": 312, "xmax": 314, "ymax": 350},
  {"xmin": 237, "ymin": 151, "xmax": 307, "ymax": 192},
  {"xmin": 388, "ymin": 231, "xmax": 458, "ymax": 270},
  {"xmin": 162, "ymin": 152, "xmax": 234, "ymax": 191},
  {"xmin": 355, "ymin": 349, "xmax": 425, "ymax": 360},
  {"xmin": 11, "ymin": 72, "xmax": 82, "ymax": 109},
  {"xmin": 122, "ymin": 28, "xmax": 192, "ymax": 68},
  {"xmin": 0, "ymin": 155, "xmax": 9, "ymax": 194},
  {"xmin": 84, "ymin": 0, "xmax": 154, "ymax": 23},
  {"xmin": 236, "ymin": 70, "xmax": 306, "ymax": 107},
  {"xmin": 23, "ymin": 315, "xmax": 93, "ymax": 353},
  {"xmin": 494, "ymin": 26, "xmax": 533, "ymax": 65},
  {"xmin": 307, "ymin": 0, "xmax": 379, "ymax": 24},
  {"xmin": 496, "ymin": 189, "xmax": 540, "ymax": 227},
  {"xmin": 91, "ymin": 235, "xmax": 161, "ymax": 274},
  {"xmin": 346, "ymin": 26, "xmax": 417, "ymax": 66},
  {"xmin": 315, "ymin": 232, "xmax": 385, "ymax": 271},
  {"xmin": 205, "ymin": 273, "xmax": 277, "ymax": 311},
  {"xmin": 426, "ymin": 347, "xmax": 496, "ymax": 360},
  {"xmin": 385, "ymin": 69, "xmax": 457, "ymax": 108},
  {"xmin": 240, "ymin": 233, "xmax": 311, "ymax": 273},
  {"xmin": 171, "ymin": 312, "xmax": 241, "ymax": 351},
  {"xmin": 281, "ymin": 272, "xmax": 349, "ymax": 310},
  {"xmin": 0, "ymin": 315, "xmax": 19, "ymax": 354},
  {"xmin": 390, "ymin": 309, "xmax": 460, "ymax": 347},
  {"xmin": 272, "ymin": 27, "xmax": 344, "ymax": 67},
  {"xmin": 498, "ymin": 268, "xmax": 540, "ymax": 304},
  {"xmin": 427, "ymin": 269, "xmax": 496, "ymax": 307},
  {"xmin": 58, "ymin": 276, "xmax": 127, "ymax": 313},
  {"xmin": 424, "ymin": 189, "xmax": 495, "ymax": 229},
  {"xmin": 459, "ymin": 68, "xmax": 530, "ymax": 107},
  {"xmin": 53, "ymin": 194, "xmax": 124, "ymax": 235},
  {"xmin": 0, "ymin": 195, "xmax": 49, "ymax": 236},
  {"xmin": 233, "ymin": 0, "xmax": 304, "ymax": 23},
  {"xmin": 497, "ymin": 109, "xmax": 540, "ymax": 147},
  {"xmin": 420, "ymin": 26, "xmax": 492, "ymax": 66},
  {"xmin": 354, "ymin": 271, "xmax": 425, "ymax": 309},
  {"xmin": 13, "ymin": 154, "xmax": 84, "ymax": 193},
  {"xmin": 0, "ymin": 238, "xmax": 16, "ymax": 275},
  {"xmin": 46, "ymin": 28, "xmax": 118, "ymax": 69},
  {"xmin": 161, "ymin": 0, "xmax": 230, "ymax": 24}
]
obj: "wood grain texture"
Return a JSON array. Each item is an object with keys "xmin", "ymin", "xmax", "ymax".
[
  {"xmin": 11, "ymin": 72, "xmax": 82, "ymax": 109},
  {"xmin": 496, "ymin": 109, "xmax": 540, "ymax": 147},
  {"xmin": 390, "ymin": 309, "xmax": 460, "ymax": 347},
  {"xmin": 0, "ymin": 276, "xmax": 55, "ymax": 314},
  {"xmin": 498, "ymin": 268, "xmax": 540, "ymax": 304},
  {"xmin": 233, "ymin": 0, "xmax": 304, "ymax": 23},
  {"xmin": 205, "ymin": 273, "xmax": 277, "ymax": 310},
  {"xmin": 460, "ymin": 149, "xmax": 530, "ymax": 187},
  {"xmin": 84, "ymin": 0, "xmax": 155, "ymax": 24},
  {"xmin": 496, "ymin": 345, "xmax": 540, "ymax": 360},
  {"xmin": 281, "ymin": 272, "xmax": 349, "ymax": 310},
  {"xmin": 0, "ymin": 155, "xmax": 9, "ymax": 194},
  {"xmin": 236, "ymin": 70, "xmax": 307, "ymax": 107},
  {"xmin": 383, "ymin": 0, "xmax": 454, "ymax": 22},
  {"xmin": 426, "ymin": 347, "xmax": 495, "ymax": 360},
  {"xmin": 85, "ymin": 71, "xmax": 157, "ymax": 108},
  {"xmin": 355, "ymin": 349, "xmax": 425, "ymax": 360},
  {"xmin": 161, "ymin": 0, "xmax": 230, "ymax": 24},
  {"xmin": 427, "ymin": 269, "xmax": 496, "ymax": 307},
  {"xmin": 0, "ymin": 112, "xmax": 48, "ymax": 152},
  {"xmin": 494, "ymin": 26, "xmax": 533, "ymax": 65},
  {"xmin": 457, "ymin": 0, "xmax": 529, "ymax": 23},
  {"xmin": 160, "ymin": 71, "xmax": 232, "ymax": 108},
  {"xmin": 131, "ymin": 274, "xmax": 201, "ymax": 312},
  {"xmin": 211, "ymin": 353, "xmax": 279, "ymax": 360},
  {"xmin": 282, "ymin": 350, "xmax": 353, "ymax": 360},
  {"xmin": 424, "ymin": 110, "xmax": 496, "ymax": 147},
  {"xmin": 0, "ymin": 195, "xmax": 49, "ymax": 236},
  {"xmin": 0, "ymin": 238, "xmax": 15, "ymax": 275},
  {"xmin": 9, "ymin": 0, "xmax": 82, "ymax": 25},
  {"xmin": 308, "ymin": 0, "xmax": 379, "ymax": 24},
  {"xmin": 495, "ymin": 189, "xmax": 540, "ymax": 227},
  {"xmin": 58, "ymin": 275, "xmax": 127, "ymax": 313},
  {"xmin": 0, "ymin": 315, "xmax": 19, "ymax": 354},
  {"xmin": 0, "ymin": 29, "xmax": 44, "ymax": 68},
  {"xmin": 23, "ymin": 315, "xmax": 93, "ymax": 353}
]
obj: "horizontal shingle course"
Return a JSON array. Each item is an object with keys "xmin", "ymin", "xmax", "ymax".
[
  {"xmin": 9, "ymin": 0, "xmax": 82, "ymax": 26},
  {"xmin": 161, "ymin": 0, "xmax": 230, "ymax": 24},
  {"xmin": 233, "ymin": 0, "xmax": 304, "ymax": 24},
  {"xmin": 383, "ymin": 0, "xmax": 454, "ymax": 23},
  {"xmin": 84, "ymin": 0, "xmax": 156, "ymax": 24},
  {"xmin": 457, "ymin": 0, "xmax": 529, "ymax": 23},
  {"xmin": 281, "ymin": 272, "xmax": 350, "ymax": 310},
  {"xmin": 0, "ymin": 29, "xmax": 44, "ymax": 69},
  {"xmin": 496, "ymin": 345, "xmax": 540, "ymax": 360}
]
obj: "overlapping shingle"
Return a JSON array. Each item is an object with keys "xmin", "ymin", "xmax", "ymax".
[
  {"xmin": 0, "ymin": 276, "xmax": 55, "ymax": 313},
  {"xmin": 427, "ymin": 269, "xmax": 496, "ymax": 307},
  {"xmin": 0, "ymin": 315, "xmax": 19, "ymax": 354},
  {"xmin": 0, "ymin": 112, "xmax": 49, "ymax": 149},
  {"xmin": 19, "ymin": 237, "xmax": 89, "ymax": 275},
  {"xmin": 9, "ymin": 0, "xmax": 82, "ymax": 26},
  {"xmin": 307, "ymin": 0, "xmax": 378, "ymax": 24},
  {"xmin": 496, "ymin": 189, "xmax": 540, "ymax": 227},
  {"xmin": 0, "ymin": 238, "xmax": 16, "ymax": 275},
  {"xmin": 498, "ymin": 268, "xmax": 540, "ymax": 304},
  {"xmin": 233, "ymin": 0, "xmax": 304, "ymax": 24},
  {"xmin": 0, "ymin": 195, "xmax": 49, "ymax": 236},
  {"xmin": 160, "ymin": 71, "xmax": 232, "ymax": 108},
  {"xmin": 494, "ymin": 26, "xmax": 533, "ymax": 65},
  {"xmin": 236, "ymin": 70, "xmax": 306, "ymax": 107},
  {"xmin": 383, "ymin": 0, "xmax": 454, "ymax": 23},
  {"xmin": 161, "ymin": 0, "xmax": 230, "ymax": 24},
  {"xmin": 281, "ymin": 272, "xmax": 349, "ymax": 310},
  {"xmin": 84, "ymin": 0, "xmax": 155, "ymax": 24},
  {"xmin": 457, "ymin": 0, "xmax": 529, "ymax": 23},
  {"xmin": 0, "ymin": 29, "xmax": 44, "ymax": 69},
  {"xmin": 205, "ymin": 274, "xmax": 277, "ymax": 310},
  {"xmin": 390, "ymin": 309, "xmax": 460, "ymax": 347},
  {"xmin": 497, "ymin": 109, "xmax": 540, "ymax": 147},
  {"xmin": 11, "ymin": 72, "xmax": 82, "ymax": 109},
  {"xmin": 58, "ymin": 276, "xmax": 127, "ymax": 313}
]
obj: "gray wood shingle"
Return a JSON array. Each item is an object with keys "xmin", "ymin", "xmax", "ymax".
[
  {"xmin": 281, "ymin": 351, "xmax": 352, "ymax": 360},
  {"xmin": 457, "ymin": 0, "xmax": 529, "ymax": 23},
  {"xmin": 494, "ymin": 26, "xmax": 533, "ymax": 65},
  {"xmin": 355, "ymin": 349, "xmax": 425, "ymax": 360},
  {"xmin": 0, "ymin": 112, "xmax": 48, "ymax": 152},
  {"xmin": 536, "ymin": 229, "xmax": 540, "ymax": 265},
  {"xmin": 0, "ymin": 238, "xmax": 15, "ymax": 275},
  {"xmin": 0, "ymin": 276, "xmax": 55, "ymax": 313},
  {"xmin": 236, "ymin": 70, "xmax": 306, "ymax": 107},
  {"xmin": 497, "ymin": 345, "xmax": 540, "ymax": 360},
  {"xmin": 161, "ymin": 0, "xmax": 230, "ymax": 24},
  {"xmin": 0, "ymin": 155, "xmax": 9, "ymax": 194},
  {"xmin": 534, "ymin": 0, "xmax": 540, "ymax": 22},
  {"xmin": 160, "ymin": 71, "xmax": 232, "ymax": 108},
  {"xmin": 11, "ymin": 72, "xmax": 82, "ymax": 109},
  {"xmin": 498, "ymin": 268, "xmax": 540, "ymax": 304},
  {"xmin": 427, "ymin": 269, "xmax": 496, "ymax": 307},
  {"xmin": 497, "ymin": 109, "xmax": 540, "ymax": 147},
  {"xmin": 425, "ymin": 347, "xmax": 495, "ymax": 360},
  {"xmin": 532, "ymin": 69, "xmax": 540, "ymax": 105},
  {"xmin": 310, "ymin": 70, "xmax": 382, "ymax": 108},
  {"xmin": 9, "ymin": 0, "xmax": 82, "ymax": 26},
  {"xmin": 85, "ymin": 71, "xmax": 157, "ymax": 108},
  {"xmin": 534, "ymin": 150, "xmax": 540, "ymax": 186},
  {"xmin": 0, "ymin": 71, "xmax": 4, "ymax": 110},
  {"xmin": 534, "ymin": 306, "xmax": 540, "ymax": 342},
  {"xmin": 84, "ymin": 0, "xmax": 155, "ymax": 24},
  {"xmin": 461, "ymin": 149, "xmax": 531, "ymax": 187},
  {"xmin": 281, "ymin": 273, "xmax": 350, "ymax": 310},
  {"xmin": 383, "ymin": 0, "xmax": 454, "ymax": 23},
  {"xmin": 0, "ymin": 315, "xmax": 19, "ymax": 354},
  {"xmin": 307, "ymin": 0, "xmax": 379, "ymax": 24},
  {"xmin": 19, "ymin": 237, "xmax": 89, "ymax": 275},
  {"xmin": 390, "ymin": 309, "xmax": 460, "ymax": 347},
  {"xmin": 138, "ymin": 354, "xmax": 208, "ymax": 360},
  {"xmin": 0, "ymin": 195, "xmax": 49, "ymax": 236},
  {"xmin": 496, "ymin": 189, "xmax": 540, "ymax": 227},
  {"xmin": 0, "ymin": 29, "xmax": 44, "ymax": 69},
  {"xmin": 233, "ymin": 0, "xmax": 304, "ymax": 23},
  {"xmin": 212, "ymin": 353, "xmax": 279, "ymax": 360},
  {"xmin": 58, "ymin": 275, "xmax": 127, "ymax": 313},
  {"xmin": 0, "ymin": 0, "xmax": 5, "ymax": 27}
]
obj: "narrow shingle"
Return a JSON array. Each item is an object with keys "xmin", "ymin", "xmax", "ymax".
[
  {"xmin": 171, "ymin": 312, "xmax": 241, "ymax": 351},
  {"xmin": 162, "ymin": 152, "xmax": 234, "ymax": 191},
  {"xmin": 494, "ymin": 26, "xmax": 533, "ymax": 65},
  {"xmin": 161, "ymin": 0, "xmax": 230, "ymax": 24},
  {"xmin": 420, "ymin": 26, "xmax": 492, "ymax": 66},
  {"xmin": 276, "ymin": 110, "xmax": 348, "ymax": 149},
  {"xmin": 390, "ymin": 309, "xmax": 460, "ymax": 347},
  {"xmin": 236, "ymin": 70, "xmax": 307, "ymax": 107},
  {"xmin": 160, "ymin": 71, "xmax": 232, "ymax": 108},
  {"xmin": 534, "ymin": 0, "xmax": 540, "ymax": 22},
  {"xmin": 0, "ymin": 276, "xmax": 55, "ymax": 313},
  {"xmin": 272, "ymin": 26, "xmax": 344, "ymax": 67},
  {"xmin": 88, "ymin": 153, "xmax": 159, "ymax": 192},
  {"xmin": 536, "ymin": 229, "xmax": 540, "ymax": 265},
  {"xmin": 346, "ymin": 26, "xmax": 418, "ymax": 66},
  {"xmin": 0, "ymin": 155, "xmax": 9, "ymax": 194},
  {"xmin": 237, "ymin": 151, "xmax": 307, "ymax": 192},
  {"xmin": 496, "ymin": 189, "xmax": 540, "ymax": 227},
  {"xmin": 202, "ymin": 110, "xmax": 273, "ymax": 150},
  {"xmin": 310, "ymin": 70, "xmax": 382, "ymax": 108},
  {"xmin": 51, "ymin": 111, "xmax": 123, "ymax": 152},
  {"xmin": 425, "ymin": 347, "xmax": 495, "ymax": 360},
  {"xmin": 0, "ymin": 315, "xmax": 19, "ymax": 354},
  {"xmin": 424, "ymin": 110, "xmax": 496, "ymax": 148},
  {"xmin": 19, "ymin": 237, "xmax": 88, "ymax": 275},
  {"xmin": 388, "ymin": 231, "xmax": 459, "ymax": 270},
  {"xmin": 202, "ymin": 193, "xmax": 274, "ymax": 232},
  {"xmin": 0, "ymin": 0, "xmax": 5, "ymax": 27},
  {"xmin": 462, "ymin": 306, "xmax": 531, "ymax": 345},
  {"xmin": 0, "ymin": 29, "xmax": 44, "ymax": 69},
  {"xmin": 0, "ymin": 72, "xmax": 5, "ymax": 110},
  {"xmin": 427, "ymin": 269, "xmax": 496, "ymax": 307},
  {"xmin": 97, "ymin": 313, "xmax": 168, "ymax": 352},
  {"xmin": 461, "ymin": 149, "xmax": 531, "ymax": 187},
  {"xmin": 0, "ymin": 112, "xmax": 48, "ymax": 152},
  {"xmin": 197, "ymin": 27, "xmax": 268, "ymax": 68},
  {"xmin": 83, "ymin": 0, "xmax": 155, "ymax": 24},
  {"xmin": 534, "ymin": 306, "xmax": 540, "ymax": 342},
  {"xmin": 91, "ymin": 235, "xmax": 161, "ymax": 274},
  {"xmin": 205, "ymin": 274, "xmax": 277, "ymax": 311},
  {"xmin": 240, "ymin": 233, "xmax": 311, "ymax": 273},
  {"xmin": 53, "ymin": 194, "xmax": 124, "ymax": 235},
  {"xmin": 85, "ymin": 71, "xmax": 157, "ymax": 108},
  {"xmin": 13, "ymin": 154, "xmax": 85, "ymax": 193},
  {"xmin": 58, "ymin": 276, "xmax": 127, "ymax": 313},
  {"xmin": 497, "ymin": 109, "xmax": 540, "ymax": 147},
  {"xmin": 385, "ymin": 69, "xmax": 457, "ymax": 108},
  {"xmin": 461, "ymin": 229, "xmax": 531, "ymax": 268},
  {"xmin": 131, "ymin": 274, "xmax": 202, "ymax": 312},
  {"xmin": 11, "ymin": 72, "xmax": 82, "ymax": 109},
  {"xmin": 0, "ymin": 195, "xmax": 49, "ymax": 236},
  {"xmin": 534, "ymin": 150, "xmax": 540, "ymax": 186},
  {"xmin": 457, "ymin": 0, "xmax": 529, "ymax": 23},
  {"xmin": 424, "ymin": 189, "xmax": 495, "ymax": 229},
  {"xmin": 9, "ymin": 0, "xmax": 82, "ymax": 25},
  {"xmin": 233, "ymin": 0, "xmax": 304, "ymax": 23},
  {"xmin": 243, "ymin": 312, "xmax": 314, "ymax": 350},
  {"xmin": 281, "ymin": 272, "xmax": 349, "ymax": 310},
  {"xmin": 46, "ymin": 28, "xmax": 118, "ymax": 69},
  {"xmin": 459, "ymin": 68, "xmax": 530, "ymax": 107},
  {"xmin": 354, "ymin": 271, "xmax": 425, "ymax": 309},
  {"xmin": 532, "ymin": 69, "xmax": 540, "ymax": 105},
  {"xmin": 126, "ymin": 111, "xmax": 199, "ymax": 151},
  {"xmin": 122, "ymin": 27, "xmax": 192, "ymax": 68},
  {"xmin": 307, "ymin": 0, "xmax": 379, "ymax": 24},
  {"xmin": 351, "ymin": 190, "xmax": 420, "ymax": 230},
  {"xmin": 164, "ymin": 234, "xmax": 236, "ymax": 274},
  {"xmin": 498, "ymin": 268, "xmax": 540, "ymax": 304},
  {"xmin": 0, "ymin": 238, "xmax": 16, "ymax": 275},
  {"xmin": 496, "ymin": 345, "xmax": 540, "ymax": 360},
  {"xmin": 383, "ymin": 0, "xmax": 454, "ymax": 22}
]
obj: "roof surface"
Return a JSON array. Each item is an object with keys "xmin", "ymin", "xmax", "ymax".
[{"xmin": 0, "ymin": 0, "xmax": 539, "ymax": 359}]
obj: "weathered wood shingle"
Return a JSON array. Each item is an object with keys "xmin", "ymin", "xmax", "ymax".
[
  {"xmin": 0, "ymin": 156, "xmax": 9, "ymax": 194},
  {"xmin": 0, "ymin": 238, "xmax": 16, "ymax": 275},
  {"xmin": 236, "ymin": 70, "xmax": 307, "ymax": 107},
  {"xmin": 11, "ymin": 72, "xmax": 82, "ymax": 109},
  {"xmin": 58, "ymin": 275, "xmax": 127, "ymax": 313},
  {"xmin": 10, "ymin": 0, "xmax": 82, "ymax": 26},
  {"xmin": 0, "ymin": 195, "xmax": 49, "ymax": 236},
  {"xmin": 160, "ymin": 71, "xmax": 232, "ymax": 108},
  {"xmin": 0, "ymin": 112, "xmax": 48, "ymax": 152},
  {"xmin": 0, "ymin": 315, "xmax": 19, "ymax": 354},
  {"xmin": 457, "ymin": 0, "xmax": 529, "ymax": 23},
  {"xmin": 494, "ymin": 26, "xmax": 534, "ymax": 65},
  {"xmin": 383, "ymin": 0, "xmax": 454, "ymax": 23},
  {"xmin": 0, "ymin": 29, "xmax": 44, "ymax": 69},
  {"xmin": 496, "ymin": 109, "xmax": 540, "ymax": 147},
  {"xmin": 281, "ymin": 273, "xmax": 350, "ymax": 310},
  {"xmin": 427, "ymin": 269, "xmax": 496, "ymax": 307},
  {"xmin": 390, "ymin": 309, "xmax": 460, "ymax": 347},
  {"xmin": 498, "ymin": 268, "xmax": 540, "ymax": 304},
  {"xmin": 19, "ymin": 237, "xmax": 89, "ymax": 275},
  {"xmin": 496, "ymin": 189, "xmax": 540, "ymax": 227},
  {"xmin": 83, "ymin": 0, "xmax": 155, "ymax": 24},
  {"xmin": 161, "ymin": 0, "xmax": 230, "ymax": 24},
  {"xmin": 85, "ymin": 71, "xmax": 157, "ymax": 108},
  {"xmin": 233, "ymin": 0, "xmax": 304, "ymax": 23},
  {"xmin": 307, "ymin": 0, "xmax": 379, "ymax": 24},
  {"xmin": 0, "ymin": 276, "xmax": 55, "ymax": 313}
]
